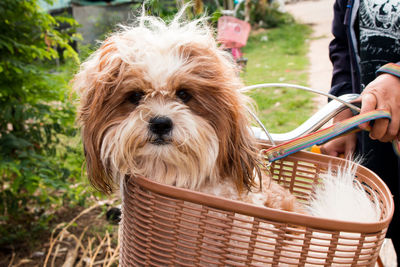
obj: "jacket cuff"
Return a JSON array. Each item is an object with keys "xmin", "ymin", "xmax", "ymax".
[
  {"xmin": 329, "ymin": 81, "xmax": 353, "ymax": 97},
  {"xmin": 376, "ymin": 63, "xmax": 400, "ymax": 78}
]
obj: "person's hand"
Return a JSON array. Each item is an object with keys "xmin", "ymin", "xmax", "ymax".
[
  {"xmin": 320, "ymin": 133, "xmax": 357, "ymax": 157},
  {"xmin": 320, "ymin": 109, "xmax": 357, "ymax": 157},
  {"xmin": 359, "ymin": 73, "xmax": 400, "ymax": 142}
]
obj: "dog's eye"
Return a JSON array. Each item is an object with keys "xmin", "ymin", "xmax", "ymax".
[
  {"xmin": 176, "ymin": 89, "xmax": 192, "ymax": 103},
  {"xmin": 127, "ymin": 91, "xmax": 144, "ymax": 105}
]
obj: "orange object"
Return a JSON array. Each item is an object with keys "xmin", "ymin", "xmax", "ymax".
[
  {"xmin": 311, "ymin": 145, "xmax": 321, "ymax": 154},
  {"xmin": 311, "ymin": 145, "xmax": 345, "ymax": 158}
]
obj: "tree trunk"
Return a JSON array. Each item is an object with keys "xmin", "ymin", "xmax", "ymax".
[
  {"xmin": 244, "ymin": 0, "xmax": 251, "ymax": 22},
  {"xmin": 194, "ymin": 0, "xmax": 204, "ymax": 15}
]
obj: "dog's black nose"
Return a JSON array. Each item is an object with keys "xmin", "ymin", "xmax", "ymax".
[{"xmin": 149, "ymin": 116, "xmax": 173, "ymax": 135}]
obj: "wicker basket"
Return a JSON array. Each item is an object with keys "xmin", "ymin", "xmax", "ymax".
[{"xmin": 120, "ymin": 144, "xmax": 393, "ymax": 266}]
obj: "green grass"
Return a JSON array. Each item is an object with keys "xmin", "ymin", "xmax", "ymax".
[{"xmin": 241, "ymin": 23, "xmax": 315, "ymax": 134}]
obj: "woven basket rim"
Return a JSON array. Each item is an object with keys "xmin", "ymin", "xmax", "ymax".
[{"xmin": 127, "ymin": 148, "xmax": 394, "ymax": 234}]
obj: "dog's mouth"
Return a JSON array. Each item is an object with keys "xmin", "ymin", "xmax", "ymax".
[{"xmin": 149, "ymin": 137, "xmax": 171, "ymax": 146}]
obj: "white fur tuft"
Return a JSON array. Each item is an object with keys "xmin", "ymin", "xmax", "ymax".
[{"xmin": 307, "ymin": 159, "xmax": 381, "ymax": 222}]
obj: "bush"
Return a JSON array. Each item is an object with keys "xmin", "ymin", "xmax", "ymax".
[
  {"xmin": 0, "ymin": 0, "xmax": 90, "ymax": 247},
  {"xmin": 235, "ymin": 0, "xmax": 294, "ymax": 29},
  {"xmin": 250, "ymin": 3, "xmax": 294, "ymax": 28}
]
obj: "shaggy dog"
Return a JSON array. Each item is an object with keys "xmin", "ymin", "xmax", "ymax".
[
  {"xmin": 73, "ymin": 9, "xmax": 386, "ymax": 266},
  {"xmin": 74, "ymin": 9, "xmax": 304, "ymax": 213}
]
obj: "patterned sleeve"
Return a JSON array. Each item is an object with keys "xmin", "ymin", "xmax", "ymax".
[{"xmin": 376, "ymin": 63, "xmax": 400, "ymax": 78}]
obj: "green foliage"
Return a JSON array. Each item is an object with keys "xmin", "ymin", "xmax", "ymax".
[
  {"xmin": 130, "ymin": 0, "xmax": 179, "ymax": 21},
  {"xmin": 233, "ymin": 0, "xmax": 294, "ymax": 29},
  {"xmin": 130, "ymin": 0, "xmax": 220, "ymax": 23},
  {"xmin": 250, "ymin": 3, "xmax": 294, "ymax": 28},
  {"xmin": 0, "ymin": 0, "xmax": 91, "ymax": 246}
]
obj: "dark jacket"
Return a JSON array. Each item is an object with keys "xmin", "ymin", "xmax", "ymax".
[
  {"xmin": 329, "ymin": 0, "xmax": 400, "ymax": 97},
  {"xmin": 330, "ymin": 0, "xmax": 361, "ymax": 97}
]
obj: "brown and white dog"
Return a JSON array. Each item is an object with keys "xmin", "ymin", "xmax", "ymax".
[
  {"xmin": 74, "ymin": 8, "xmax": 383, "ymax": 221},
  {"xmin": 74, "ymin": 9, "xmax": 304, "ymax": 213}
]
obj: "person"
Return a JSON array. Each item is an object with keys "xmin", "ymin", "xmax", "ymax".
[{"xmin": 320, "ymin": 0, "xmax": 400, "ymax": 262}]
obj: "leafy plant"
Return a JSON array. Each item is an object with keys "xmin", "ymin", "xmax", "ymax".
[
  {"xmin": 130, "ymin": 0, "xmax": 179, "ymax": 21},
  {"xmin": 250, "ymin": 4, "xmax": 294, "ymax": 28},
  {"xmin": 0, "ymin": 0, "xmax": 90, "ymax": 247},
  {"xmin": 235, "ymin": 0, "xmax": 294, "ymax": 28},
  {"xmin": 130, "ymin": 0, "xmax": 220, "ymax": 23}
]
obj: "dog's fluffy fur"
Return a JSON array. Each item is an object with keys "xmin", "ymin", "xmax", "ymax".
[
  {"xmin": 307, "ymin": 158, "xmax": 381, "ymax": 222},
  {"xmin": 74, "ymin": 9, "xmax": 303, "ymax": 213},
  {"xmin": 74, "ymin": 9, "xmax": 383, "ymax": 222}
]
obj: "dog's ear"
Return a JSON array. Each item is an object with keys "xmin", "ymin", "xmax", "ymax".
[
  {"xmin": 74, "ymin": 37, "xmax": 124, "ymax": 194},
  {"xmin": 216, "ymin": 93, "xmax": 261, "ymax": 192}
]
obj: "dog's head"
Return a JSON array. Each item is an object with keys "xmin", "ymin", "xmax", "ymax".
[{"xmin": 74, "ymin": 11, "xmax": 261, "ymax": 194}]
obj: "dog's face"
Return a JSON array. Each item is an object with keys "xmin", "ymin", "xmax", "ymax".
[{"xmin": 75, "ymin": 15, "xmax": 260, "ymax": 194}]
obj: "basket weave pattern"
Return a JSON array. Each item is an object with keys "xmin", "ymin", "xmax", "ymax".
[{"xmin": 120, "ymin": 149, "xmax": 393, "ymax": 266}]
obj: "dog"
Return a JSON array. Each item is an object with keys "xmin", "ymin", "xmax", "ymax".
[
  {"xmin": 74, "ymin": 8, "xmax": 304, "ymax": 214},
  {"xmin": 74, "ymin": 9, "xmax": 387, "ymax": 266},
  {"xmin": 74, "ymin": 7, "xmax": 383, "ymax": 220}
]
